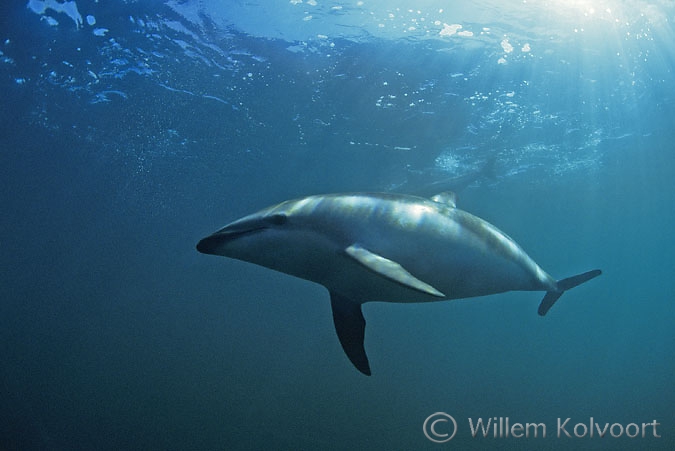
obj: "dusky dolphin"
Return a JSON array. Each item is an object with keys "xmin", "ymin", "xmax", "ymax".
[{"xmin": 196, "ymin": 192, "xmax": 601, "ymax": 375}]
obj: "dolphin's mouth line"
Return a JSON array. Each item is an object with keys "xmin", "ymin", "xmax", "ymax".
[
  {"xmin": 196, "ymin": 227, "xmax": 267, "ymax": 254},
  {"xmin": 219, "ymin": 226, "xmax": 267, "ymax": 240}
]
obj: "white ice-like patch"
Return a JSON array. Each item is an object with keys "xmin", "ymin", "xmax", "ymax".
[
  {"xmin": 500, "ymin": 38, "xmax": 513, "ymax": 53},
  {"xmin": 86, "ymin": 14, "xmax": 95, "ymax": 26},
  {"xmin": 522, "ymin": 43, "xmax": 531, "ymax": 52},
  {"xmin": 44, "ymin": 16, "xmax": 59, "ymax": 26},
  {"xmin": 27, "ymin": 0, "xmax": 83, "ymax": 29},
  {"xmin": 93, "ymin": 28, "xmax": 108, "ymax": 36},
  {"xmin": 439, "ymin": 23, "xmax": 462, "ymax": 37}
]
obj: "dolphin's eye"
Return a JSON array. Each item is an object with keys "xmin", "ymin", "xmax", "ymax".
[{"xmin": 268, "ymin": 214, "xmax": 287, "ymax": 226}]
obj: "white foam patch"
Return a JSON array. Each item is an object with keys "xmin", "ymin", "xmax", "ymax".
[
  {"xmin": 27, "ymin": 0, "xmax": 83, "ymax": 29},
  {"xmin": 44, "ymin": 16, "xmax": 59, "ymax": 26},
  {"xmin": 500, "ymin": 38, "xmax": 513, "ymax": 53},
  {"xmin": 439, "ymin": 23, "xmax": 462, "ymax": 37}
]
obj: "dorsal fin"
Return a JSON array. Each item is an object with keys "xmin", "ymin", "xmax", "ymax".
[{"xmin": 431, "ymin": 191, "xmax": 457, "ymax": 208}]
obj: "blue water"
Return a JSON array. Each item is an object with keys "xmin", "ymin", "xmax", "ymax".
[{"xmin": 1, "ymin": 1, "xmax": 673, "ymax": 449}]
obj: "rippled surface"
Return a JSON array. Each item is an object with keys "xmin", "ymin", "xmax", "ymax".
[{"xmin": 6, "ymin": 0, "xmax": 672, "ymax": 186}]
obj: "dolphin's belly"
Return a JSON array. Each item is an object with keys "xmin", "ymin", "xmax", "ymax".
[
  {"xmin": 313, "ymin": 218, "xmax": 549, "ymax": 303},
  {"xmin": 320, "ymin": 250, "xmax": 537, "ymax": 304}
]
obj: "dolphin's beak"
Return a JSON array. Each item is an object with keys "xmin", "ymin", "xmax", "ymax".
[
  {"xmin": 196, "ymin": 233, "xmax": 224, "ymax": 254},
  {"xmin": 196, "ymin": 220, "xmax": 269, "ymax": 255}
]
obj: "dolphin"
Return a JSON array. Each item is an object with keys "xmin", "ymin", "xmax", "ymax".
[{"xmin": 196, "ymin": 192, "xmax": 601, "ymax": 375}]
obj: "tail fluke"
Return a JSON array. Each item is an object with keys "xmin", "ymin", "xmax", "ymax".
[{"xmin": 538, "ymin": 269, "xmax": 602, "ymax": 316}]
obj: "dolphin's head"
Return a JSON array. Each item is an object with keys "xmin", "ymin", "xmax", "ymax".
[
  {"xmin": 195, "ymin": 197, "xmax": 337, "ymax": 277},
  {"xmin": 196, "ymin": 209, "xmax": 290, "ymax": 257}
]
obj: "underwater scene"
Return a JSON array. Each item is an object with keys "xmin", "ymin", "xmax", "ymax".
[{"xmin": 1, "ymin": 0, "xmax": 674, "ymax": 449}]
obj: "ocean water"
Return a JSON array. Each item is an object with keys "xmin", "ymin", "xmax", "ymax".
[{"xmin": 1, "ymin": 1, "xmax": 673, "ymax": 449}]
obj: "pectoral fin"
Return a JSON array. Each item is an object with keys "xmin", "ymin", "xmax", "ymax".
[
  {"xmin": 330, "ymin": 292, "xmax": 371, "ymax": 375},
  {"xmin": 345, "ymin": 244, "xmax": 445, "ymax": 298}
]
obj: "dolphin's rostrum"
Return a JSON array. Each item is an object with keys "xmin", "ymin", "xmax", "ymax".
[{"xmin": 197, "ymin": 192, "xmax": 601, "ymax": 375}]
